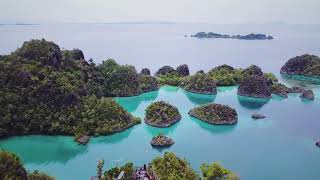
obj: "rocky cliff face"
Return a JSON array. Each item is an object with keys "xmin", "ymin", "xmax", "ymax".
[
  {"xmin": 140, "ymin": 68, "xmax": 151, "ymax": 75},
  {"xmin": 238, "ymin": 75, "xmax": 271, "ymax": 98},
  {"xmin": 176, "ymin": 64, "xmax": 190, "ymax": 76},
  {"xmin": 281, "ymin": 54, "xmax": 320, "ymax": 77},
  {"xmin": 155, "ymin": 66, "xmax": 176, "ymax": 76}
]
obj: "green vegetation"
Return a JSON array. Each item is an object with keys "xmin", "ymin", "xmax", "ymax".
[
  {"xmin": 264, "ymin": 72, "xmax": 278, "ymax": 83},
  {"xmin": 98, "ymin": 59, "xmax": 140, "ymax": 96},
  {"xmin": 94, "ymin": 159, "xmax": 134, "ymax": 180},
  {"xmin": 270, "ymin": 83, "xmax": 289, "ymax": 97},
  {"xmin": 104, "ymin": 162, "xmax": 134, "ymax": 180},
  {"xmin": 207, "ymin": 65, "xmax": 277, "ymax": 87},
  {"xmin": 150, "ymin": 152, "xmax": 199, "ymax": 180},
  {"xmin": 0, "ymin": 39, "xmax": 140, "ymax": 139},
  {"xmin": 208, "ymin": 65, "xmax": 243, "ymax": 86},
  {"xmin": 138, "ymin": 74, "xmax": 159, "ymax": 93},
  {"xmin": 145, "ymin": 101, "xmax": 181, "ymax": 127},
  {"xmin": 189, "ymin": 104, "xmax": 238, "ymax": 125},
  {"xmin": 158, "ymin": 72, "xmax": 186, "ymax": 86},
  {"xmin": 0, "ymin": 150, "xmax": 54, "ymax": 180},
  {"xmin": 201, "ymin": 162, "xmax": 239, "ymax": 180},
  {"xmin": 94, "ymin": 152, "xmax": 239, "ymax": 180},
  {"xmin": 97, "ymin": 59, "xmax": 159, "ymax": 96},
  {"xmin": 73, "ymin": 96, "xmax": 141, "ymax": 137},
  {"xmin": 28, "ymin": 170, "xmax": 55, "ymax": 180},
  {"xmin": 184, "ymin": 73, "xmax": 217, "ymax": 94}
]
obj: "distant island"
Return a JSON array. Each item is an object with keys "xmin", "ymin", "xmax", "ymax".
[{"xmin": 190, "ymin": 32, "xmax": 274, "ymax": 40}]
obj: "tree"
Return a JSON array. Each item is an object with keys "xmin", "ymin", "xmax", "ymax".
[{"xmin": 200, "ymin": 162, "xmax": 239, "ymax": 180}]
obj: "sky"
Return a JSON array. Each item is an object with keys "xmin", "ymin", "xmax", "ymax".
[{"xmin": 0, "ymin": 0, "xmax": 319, "ymax": 24}]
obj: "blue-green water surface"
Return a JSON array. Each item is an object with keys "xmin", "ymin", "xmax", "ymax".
[{"xmin": 0, "ymin": 84, "xmax": 320, "ymax": 180}]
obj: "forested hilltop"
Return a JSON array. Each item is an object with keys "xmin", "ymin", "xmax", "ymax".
[{"xmin": 0, "ymin": 39, "xmax": 151, "ymax": 140}]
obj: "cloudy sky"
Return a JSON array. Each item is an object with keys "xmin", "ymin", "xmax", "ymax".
[{"xmin": 0, "ymin": 0, "xmax": 319, "ymax": 24}]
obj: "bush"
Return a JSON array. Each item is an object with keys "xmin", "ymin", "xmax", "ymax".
[
  {"xmin": 98, "ymin": 60, "xmax": 140, "ymax": 96},
  {"xmin": 158, "ymin": 72, "xmax": 185, "ymax": 86},
  {"xmin": 138, "ymin": 75, "xmax": 159, "ymax": 93},
  {"xmin": 201, "ymin": 162, "xmax": 239, "ymax": 180},
  {"xmin": 28, "ymin": 170, "xmax": 55, "ymax": 180},
  {"xmin": 208, "ymin": 65, "xmax": 243, "ymax": 86},
  {"xmin": 0, "ymin": 150, "xmax": 54, "ymax": 180},
  {"xmin": 150, "ymin": 152, "xmax": 199, "ymax": 180},
  {"xmin": 184, "ymin": 73, "xmax": 217, "ymax": 94},
  {"xmin": 104, "ymin": 162, "xmax": 134, "ymax": 180}
]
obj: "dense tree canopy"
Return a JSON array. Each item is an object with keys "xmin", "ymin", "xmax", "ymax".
[
  {"xmin": 150, "ymin": 152, "xmax": 199, "ymax": 180},
  {"xmin": 208, "ymin": 65, "xmax": 243, "ymax": 86},
  {"xmin": 189, "ymin": 104, "xmax": 238, "ymax": 125},
  {"xmin": 201, "ymin": 162, "xmax": 239, "ymax": 180},
  {"xmin": 184, "ymin": 73, "xmax": 217, "ymax": 94},
  {"xmin": 0, "ymin": 39, "xmax": 140, "ymax": 139},
  {"xmin": 0, "ymin": 150, "xmax": 54, "ymax": 180}
]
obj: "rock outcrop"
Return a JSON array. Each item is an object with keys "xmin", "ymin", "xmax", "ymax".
[
  {"xmin": 300, "ymin": 90, "xmax": 315, "ymax": 101},
  {"xmin": 238, "ymin": 75, "xmax": 271, "ymax": 98},
  {"xmin": 288, "ymin": 86, "xmax": 306, "ymax": 93},
  {"xmin": 150, "ymin": 134, "xmax": 174, "ymax": 147},
  {"xmin": 140, "ymin": 68, "xmax": 151, "ymax": 75},
  {"xmin": 176, "ymin": 64, "xmax": 190, "ymax": 76},
  {"xmin": 280, "ymin": 54, "xmax": 320, "ymax": 77},
  {"xmin": 251, "ymin": 113, "xmax": 266, "ymax": 119},
  {"xmin": 242, "ymin": 65, "xmax": 263, "ymax": 77},
  {"xmin": 74, "ymin": 135, "xmax": 91, "ymax": 145},
  {"xmin": 138, "ymin": 75, "xmax": 159, "ymax": 93},
  {"xmin": 189, "ymin": 103, "xmax": 238, "ymax": 125},
  {"xmin": 145, "ymin": 101, "xmax": 181, "ymax": 128},
  {"xmin": 155, "ymin": 66, "xmax": 176, "ymax": 76},
  {"xmin": 196, "ymin": 70, "xmax": 205, "ymax": 74},
  {"xmin": 270, "ymin": 83, "xmax": 289, "ymax": 98}
]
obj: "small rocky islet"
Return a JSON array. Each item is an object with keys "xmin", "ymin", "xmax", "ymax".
[
  {"xmin": 191, "ymin": 32, "xmax": 274, "ymax": 40},
  {"xmin": 251, "ymin": 113, "xmax": 266, "ymax": 120},
  {"xmin": 184, "ymin": 72, "xmax": 217, "ymax": 95},
  {"xmin": 145, "ymin": 101, "xmax": 182, "ymax": 128},
  {"xmin": 150, "ymin": 133, "xmax": 174, "ymax": 147},
  {"xmin": 189, "ymin": 104, "xmax": 238, "ymax": 125}
]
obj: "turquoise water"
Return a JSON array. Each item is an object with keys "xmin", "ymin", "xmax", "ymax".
[{"xmin": 0, "ymin": 84, "xmax": 320, "ymax": 180}]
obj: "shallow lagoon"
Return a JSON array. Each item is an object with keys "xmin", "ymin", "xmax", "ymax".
[{"xmin": 0, "ymin": 84, "xmax": 319, "ymax": 180}]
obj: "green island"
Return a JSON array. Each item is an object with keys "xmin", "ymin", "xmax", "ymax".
[
  {"xmin": 189, "ymin": 104, "xmax": 238, "ymax": 125},
  {"xmin": 150, "ymin": 133, "xmax": 174, "ymax": 147},
  {"xmin": 145, "ymin": 101, "xmax": 182, "ymax": 127},
  {"xmin": 0, "ymin": 39, "xmax": 143, "ymax": 144},
  {"xmin": 184, "ymin": 72, "xmax": 217, "ymax": 95}
]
